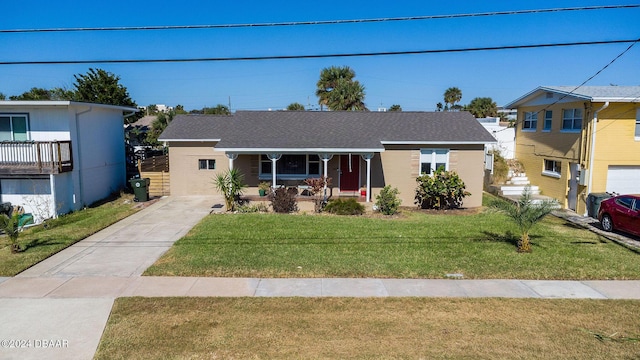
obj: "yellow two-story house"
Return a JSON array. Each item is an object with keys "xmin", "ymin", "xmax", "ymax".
[{"xmin": 504, "ymin": 86, "xmax": 640, "ymax": 215}]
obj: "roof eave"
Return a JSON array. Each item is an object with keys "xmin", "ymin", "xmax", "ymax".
[
  {"xmin": 381, "ymin": 140, "xmax": 496, "ymax": 145},
  {"xmin": 214, "ymin": 147, "xmax": 385, "ymax": 153}
]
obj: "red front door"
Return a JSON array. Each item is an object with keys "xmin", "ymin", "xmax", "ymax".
[{"xmin": 340, "ymin": 154, "xmax": 360, "ymax": 192}]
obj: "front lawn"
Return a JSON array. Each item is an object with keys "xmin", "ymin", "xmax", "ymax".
[
  {"xmin": 95, "ymin": 297, "xmax": 640, "ymax": 359},
  {"xmin": 145, "ymin": 208, "xmax": 640, "ymax": 279},
  {"xmin": 0, "ymin": 194, "xmax": 142, "ymax": 276}
]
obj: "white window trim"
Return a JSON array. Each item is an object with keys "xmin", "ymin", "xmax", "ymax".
[
  {"xmin": 635, "ymin": 109, "xmax": 640, "ymax": 141},
  {"xmin": 542, "ymin": 159, "xmax": 561, "ymax": 178},
  {"xmin": 562, "ymin": 108, "xmax": 582, "ymax": 132},
  {"xmin": 258, "ymin": 154, "xmax": 322, "ymax": 180},
  {"xmin": 0, "ymin": 113, "xmax": 31, "ymax": 141},
  {"xmin": 198, "ymin": 159, "xmax": 216, "ymax": 170},
  {"xmin": 522, "ymin": 111, "xmax": 538, "ymax": 132},
  {"xmin": 419, "ymin": 149, "xmax": 450, "ymax": 175},
  {"xmin": 543, "ymin": 110, "xmax": 552, "ymax": 132}
]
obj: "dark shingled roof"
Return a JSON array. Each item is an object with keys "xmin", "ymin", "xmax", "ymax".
[{"xmin": 159, "ymin": 111, "xmax": 496, "ymax": 150}]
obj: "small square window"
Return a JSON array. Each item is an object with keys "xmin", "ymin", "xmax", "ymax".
[
  {"xmin": 543, "ymin": 159, "xmax": 561, "ymax": 177},
  {"xmin": 198, "ymin": 159, "xmax": 215, "ymax": 170}
]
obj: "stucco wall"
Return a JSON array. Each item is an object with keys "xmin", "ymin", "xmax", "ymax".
[{"xmin": 379, "ymin": 145, "xmax": 485, "ymax": 208}]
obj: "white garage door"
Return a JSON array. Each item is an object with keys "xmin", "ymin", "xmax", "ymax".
[{"xmin": 606, "ymin": 166, "xmax": 640, "ymax": 194}]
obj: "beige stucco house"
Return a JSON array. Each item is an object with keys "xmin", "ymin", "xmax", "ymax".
[
  {"xmin": 159, "ymin": 111, "xmax": 496, "ymax": 208},
  {"xmin": 505, "ymin": 86, "xmax": 640, "ymax": 215}
]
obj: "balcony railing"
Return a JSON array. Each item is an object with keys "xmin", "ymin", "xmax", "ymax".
[{"xmin": 0, "ymin": 141, "xmax": 73, "ymax": 175}]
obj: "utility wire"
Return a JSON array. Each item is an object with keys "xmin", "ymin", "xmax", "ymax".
[
  {"xmin": 1, "ymin": 39, "xmax": 637, "ymax": 66},
  {"xmin": 493, "ymin": 38, "xmax": 639, "ymax": 132},
  {"xmin": 1, "ymin": 5, "xmax": 638, "ymax": 33}
]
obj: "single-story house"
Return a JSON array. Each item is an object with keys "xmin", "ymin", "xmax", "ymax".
[
  {"xmin": 159, "ymin": 111, "xmax": 496, "ymax": 208},
  {"xmin": 0, "ymin": 100, "xmax": 138, "ymax": 222}
]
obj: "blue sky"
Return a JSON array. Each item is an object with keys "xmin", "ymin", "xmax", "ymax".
[{"xmin": 1, "ymin": 1, "xmax": 639, "ymax": 111}]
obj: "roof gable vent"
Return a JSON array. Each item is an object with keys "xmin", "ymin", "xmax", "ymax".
[{"xmin": 545, "ymin": 92, "xmax": 554, "ymax": 99}]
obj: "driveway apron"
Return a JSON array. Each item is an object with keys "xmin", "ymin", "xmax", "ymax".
[{"xmin": 0, "ymin": 196, "xmax": 220, "ymax": 360}]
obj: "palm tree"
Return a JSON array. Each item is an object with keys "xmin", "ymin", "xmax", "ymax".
[
  {"xmin": 443, "ymin": 87, "xmax": 462, "ymax": 111},
  {"xmin": 316, "ymin": 66, "xmax": 366, "ymax": 111},
  {"xmin": 490, "ymin": 187, "xmax": 558, "ymax": 253},
  {"xmin": 0, "ymin": 213, "xmax": 23, "ymax": 254},
  {"xmin": 326, "ymin": 78, "xmax": 367, "ymax": 111},
  {"xmin": 213, "ymin": 169, "xmax": 246, "ymax": 212},
  {"xmin": 465, "ymin": 97, "xmax": 498, "ymax": 118},
  {"xmin": 286, "ymin": 102, "xmax": 305, "ymax": 111},
  {"xmin": 389, "ymin": 104, "xmax": 402, "ymax": 112}
]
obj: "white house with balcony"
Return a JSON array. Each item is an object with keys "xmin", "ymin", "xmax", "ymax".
[
  {"xmin": 477, "ymin": 117, "xmax": 515, "ymax": 159},
  {"xmin": 0, "ymin": 101, "xmax": 138, "ymax": 222}
]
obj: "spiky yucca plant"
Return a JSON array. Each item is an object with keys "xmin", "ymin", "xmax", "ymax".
[
  {"xmin": 213, "ymin": 169, "xmax": 246, "ymax": 212},
  {"xmin": 490, "ymin": 187, "xmax": 558, "ymax": 253}
]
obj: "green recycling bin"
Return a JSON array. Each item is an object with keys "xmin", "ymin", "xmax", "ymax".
[
  {"xmin": 130, "ymin": 178, "xmax": 150, "ymax": 202},
  {"xmin": 586, "ymin": 192, "xmax": 612, "ymax": 219}
]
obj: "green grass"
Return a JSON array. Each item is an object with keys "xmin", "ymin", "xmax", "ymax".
[
  {"xmin": 96, "ymin": 297, "xmax": 640, "ymax": 359},
  {"xmin": 145, "ymin": 206, "xmax": 640, "ymax": 279},
  {"xmin": 0, "ymin": 194, "xmax": 141, "ymax": 276}
]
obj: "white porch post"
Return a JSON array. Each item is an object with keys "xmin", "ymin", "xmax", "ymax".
[
  {"xmin": 226, "ymin": 153, "xmax": 238, "ymax": 170},
  {"xmin": 267, "ymin": 153, "xmax": 281, "ymax": 189},
  {"xmin": 361, "ymin": 153, "xmax": 374, "ymax": 202},
  {"xmin": 318, "ymin": 153, "xmax": 334, "ymax": 200}
]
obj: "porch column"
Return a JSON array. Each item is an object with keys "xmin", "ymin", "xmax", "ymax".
[
  {"xmin": 361, "ymin": 153, "xmax": 374, "ymax": 202},
  {"xmin": 226, "ymin": 153, "xmax": 238, "ymax": 170},
  {"xmin": 267, "ymin": 153, "xmax": 281, "ymax": 189},
  {"xmin": 318, "ymin": 153, "xmax": 334, "ymax": 200}
]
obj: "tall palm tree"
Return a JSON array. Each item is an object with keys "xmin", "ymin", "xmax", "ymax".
[
  {"xmin": 327, "ymin": 78, "xmax": 367, "ymax": 111},
  {"xmin": 443, "ymin": 87, "xmax": 462, "ymax": 111},
  {"xmin": 490, "ymin": 187, "xmax": 558, "ymax": 253},
  {"xmin": 316, "ymin": 66, "xmax": 364, "ymax": 111}
]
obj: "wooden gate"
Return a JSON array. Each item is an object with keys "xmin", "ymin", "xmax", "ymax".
[{"xmin": 139, "ymin": 155, "xmax": 170, "ymax": 196}]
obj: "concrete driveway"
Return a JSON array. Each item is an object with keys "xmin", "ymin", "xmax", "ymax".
[{"xmin": 0, "ymin": 195, "xmax": 221, "ymax": 360}]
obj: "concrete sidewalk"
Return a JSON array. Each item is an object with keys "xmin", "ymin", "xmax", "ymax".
[
  {"xmin": 1, "ymin": 196, "xmax": 640, "ymax": 360},
  {"xmin": 0, "ymin": 195, "xmax": 220, "ymax": 360},
  {"xmin": 2, "ymin": 276, "xmax": 640, "ymax": 300}
]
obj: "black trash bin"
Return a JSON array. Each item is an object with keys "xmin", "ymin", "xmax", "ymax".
[
  {"xmin": 587, "ymin": 193, "xmax": 613, "ymax": 218},
  {"xmin": 130, "ymin": 178, "xmax": 150, "ymax": 202}
]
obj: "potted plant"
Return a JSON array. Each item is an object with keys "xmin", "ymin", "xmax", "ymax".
[{"xmin": 258, "ymin": 181, "xmax": 271, "ymax": 197}]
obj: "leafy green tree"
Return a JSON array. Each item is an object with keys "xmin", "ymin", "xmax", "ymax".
[
  {"xmin": 389, "ymin": 104, "xmax": 402, "ymax": 112},
  {"xmin": 443, "ymin": 87, "xmax": 462, "ymax": 111},
  {"xmin": 465, "ymin": 97, "xmax": 498, "ymax": 118},
  {"xmin": 316, "ymin": 66, "xmax": 367, "ymax": 111},
  {"xmin": 436, "ymin": 102, "xmax": 443, "ymax": 112},
  {"xmin": 286, "ymin": 102, "xmax": 305, "ymax": 111},
  {"xmin": 203, "ymin": 104, "xmax": 231, "ymax": 115},
  {"xmin": 10, "ymin": 87, "xmax": 74, "ymax": 101},
  {"xmin": 72, "ymin": 68, "xmax": 137, "ymax": 108},
  {"xmin": 174, "ymin": 104, "xmax": 188, "ymax": 114},
  {"xmin": 10, "ymin": 87, "xmax": 53, "ymax": 100},
  {"xmin": 489, "ymin": 187, "xmax": 558, "ymax": 253},
  {"xmin": 0, "ymin": 92, "xmax": 5, "ymax": 100},
  {"xmin": 146, "ymin": 104, "xmax": 159, "ymax": 115},
  {"xmin": 214, "ymin": 169, "xmax": 247, "ymax": 212}
]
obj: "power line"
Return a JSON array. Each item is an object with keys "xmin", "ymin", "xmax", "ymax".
[
  {"xmin": 494, "ymin": 38, "xmax": 639, "ymax": 133},
  {"xmin": 1, "ymin": 39, "xmax": 637, "ymax": 66},
  {"xmin": 1, "ymin": 5, "xmax": 638, "ymax": 33}
]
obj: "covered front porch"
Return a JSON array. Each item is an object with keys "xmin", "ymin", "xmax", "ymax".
[{"xmin": 224, "ymin": 151, "xmax": 379, "ymax": 202}]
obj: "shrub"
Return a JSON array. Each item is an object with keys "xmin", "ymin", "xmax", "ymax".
[
  {"xmin": 324, "ymin": 198, "xmax": 364, "ymax": 215},
  {"xmin": 236, "ymin": 203, "xmax": 269, "ymax": 213},
  {"xmin": 304, "ymin": 176, "xmax": 332, "ymax": 213},
  {"xmin": 491, "ymin": 150, "xmax": 509, "ymax": 184},
  {"xmin": 270, "ymin": 187, "xmax": 298, "ymax": 213},
  {"xmin": 375, "ymin": 185, "xmax": 401, "ymax": 215},
  {"xmin": 415, "ymin": 167, "xmax": 470, "ymax": 210}
]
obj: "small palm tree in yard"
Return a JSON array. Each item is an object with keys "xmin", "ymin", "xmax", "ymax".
[
  {"xmin": 0, "ymin": 213, "xmax": 23, "ymax": 254},
  {"xmin": 490, "ymin": 187, "xmax": 558, "ymax": 253},
  {"xmin": 213, "ymin": 169, "xmax": 246, "ymax": 212}
]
